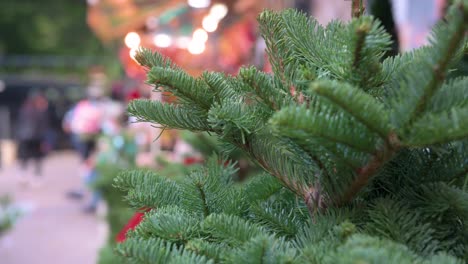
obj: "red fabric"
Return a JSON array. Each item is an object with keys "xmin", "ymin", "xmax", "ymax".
[{"xmin": 116, "ymin": 211, "xmax": 145, "ymax": 243}]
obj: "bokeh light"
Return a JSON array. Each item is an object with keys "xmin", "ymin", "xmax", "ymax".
[
  {"xmin": 210, "ymin": 3, "xmax": 228, "ymax": 20},
  {"xmin": 188, "ymin": 40, "xmax": 205, "ymax": 55},
  {"xmin": 187, "ymin": 0, "xmax": 210, "ymax": 9},
  {"xmin": 129, "ymin": 47, "xmax": 139, "ymax": 61},
  {"xmin": 202, "ymin": 15, "xmax": 218, "ymax": 32},
  {"xmin": 193, "ymin": 28, "xmax": 208, "ymax": 43},
  {"xmin": 124, "ymin": 32, "xmax": 141, "ymax": 49},
  {"xmin": 153, "ymin": 34, "xmax": 172, "ymax": 48}
]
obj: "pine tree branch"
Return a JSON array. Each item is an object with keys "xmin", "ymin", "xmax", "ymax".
[
  {"xmin": 302, "ymin": 154, "xmax": 330, "ymax": 214},
  {"xmin": 334, "ymin": 132, "xmax": 401, "ymax": 206},
  {"xmin": 352, "ymin": 0, "xmax": 365, "ymax": 18},
  {"xmin": 405, "ymin": 2, "xmax": 467, "ymax": 126},
  {"xmin": 271, "ymin": 105, "xmax": 379, "ymax": 155},
  {"xmin": 337, "ymin": 152, "xmax": 386, "ymax": 205},
  {"xmin": 195, "ymin": 182, "xmax": 210, "ymax": 218},
  {"xmin": 403, "ymin": 106, "xmax": 468, "ymax": 147},
  {"xmin": 233, "ymin": 135, "xmax": 315, "ymax": 207},
  {"xmin": 147, "ymin": 67, "xmax": 212, "ymax": 110},
  {"xmin": 128, "ymin": 99, "xmax": 212, "ymax": 132},
  {"xmin": 352, "ymin": 23, "xmax": 370, "ymax": 69},
  {"xmin": 454, "ymin": 166, "xmax": 468, "ymax": 182},
  {"xmin": 303, "ymin": 185, "xmax": 324, "ymax": 219},
  {"xmin": 244, "ymin": 143, "xmax": 304, "ymax": 197},
  {"xmin": 310, "ymin": 80, "xmax": 390, "ymax": 139},
  {"xmin": 237, "ymin": 137, "xmax": 328, "ymax": 217},
  {"xmin": 258, "ymin": 11, "xmax": 287, "ymax": 84},
  {"xmin": 135, "ymin": 47, "xmax": 174, "ymax": 70},
  {"xmin": 239, "ymin": 67, "xmax": 280, "ymax": 111}
]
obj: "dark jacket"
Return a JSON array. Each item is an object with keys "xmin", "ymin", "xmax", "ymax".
[{"xmin": 16, "ymin": 103, "xmax": 49, "ymax": 141}]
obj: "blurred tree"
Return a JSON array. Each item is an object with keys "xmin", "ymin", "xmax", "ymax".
[
  {"xmin": 0, "ymin": 0, "xmax": 122, "ymax": 78},
  {"xmin": 0, "ymin": 0, "xmax": 105, "ymax": 55}
]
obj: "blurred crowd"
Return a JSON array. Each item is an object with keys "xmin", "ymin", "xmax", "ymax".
[{"xmin": 11, "ymin": 67, "xmax": 130, "ymax": 213}]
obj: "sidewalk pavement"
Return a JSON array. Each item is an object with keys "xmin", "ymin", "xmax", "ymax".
[{"xmin": 0, "ymin": 151, "xmax": 108, "ymax": 264}]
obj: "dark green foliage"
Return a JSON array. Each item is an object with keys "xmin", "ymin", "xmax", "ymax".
[
  {"xmin": 365, "ymin": 198, "xmax": 441, "ymax": 255},
  {"xmin": 116, "ymin": 237, "xmax": 214, "ymax": 264},
  {"xmin": 223, "ymin": 235, "xmax": 297, "ymax": 264},
  {"xmin": 116, "ymin": 1, "xmax": 468, "ymax": 263},
  {"xmin": 114, "ymin": 157, "xmax": 306, "ymax": 261}
]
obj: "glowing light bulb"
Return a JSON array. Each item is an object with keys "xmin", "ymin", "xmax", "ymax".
[
  {"xmin": 153, "ymin": 34, "xmax": 172, "ymax": 48},
  {"xmin": 209, "ymin": 3, "xmax": 228, "ymax": 20},
  {"xmin": 202, "ymin": 15, "xmax": 218, "ymax": 32},
  {"xmin": 125, "ymin": 32, "xmax": 141, "ymax": 49},
  {"xmin": 188, "ymin": 40, "xmax": 205, "ymax": 55},
  {"xmin": 187, "ymin": 0, "xmax": 210, "ymax": 8},
  {"xmin": 129, "ymin": 47, "xmax": 139, "ymax": 61},
  {"xmin": 193, "ymin": 28, "xmax": 208, "ymax": 43}
]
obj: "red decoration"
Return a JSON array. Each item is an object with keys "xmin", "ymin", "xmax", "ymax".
[
  {"xmin": 183, "ymin": 156, "xmax": 204, "ymax": 165},
  {"xmin": 116, "ymin": 211, "xmax": 146, "ymax": 242},
  {"xmin": 125, "ymin": 88, "xmax": 141, "ymax": 102}
]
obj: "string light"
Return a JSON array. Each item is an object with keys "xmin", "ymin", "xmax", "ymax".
[
  {"xmin": 209, "ymin": 3, "xmax": 228, "ymax": 20},
  {"xmin": 187, "ymin": 0, "xmax": 210, "ymax": 8},
  {"xmin": 188, "ymin": 40, "xmax": 205, "ymax": 55},
  {"xmin": 153, "ymin": 34, "xmax": 172, "ymax": 48},
  {"xmin": 124, "ymin": 32, "xmax": 141, "ymax": 49},
  {"xmin": 202, "ymin": 15, "xmax": 218, "ymax": 32},
  {"xmin": 193, "ymin": 28, "xmax": 208, "ymax": 43}
]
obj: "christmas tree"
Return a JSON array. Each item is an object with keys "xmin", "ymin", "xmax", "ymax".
[{"xmin": 114, "ymin": 1, "xmax": 467, "ymax": 263}]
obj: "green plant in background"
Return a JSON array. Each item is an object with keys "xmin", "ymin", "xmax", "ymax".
[
  {"xmin": 0, "ymin": 0, "xmax": 122, "ymax": 79},
  {"xmin": 115, "ymin": 0, "xmax": 467, "ymax": 263},
  {"xmin": 0, "ymin": 196, "xmax": 21, "ymax": 237},
  {"xmin": 95, "ymin": 132, "xmax": 210, "ymax": 264},
  {"xmin": 96, "ymin": 161, "xmax": 133, "ymax": 264},
  {"xmin": 93, "ymin": 134, "xmax": 138, "ymax": 264}
]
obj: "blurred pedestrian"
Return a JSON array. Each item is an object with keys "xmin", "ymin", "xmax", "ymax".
[
  {"xmin": 63, "ymin": 89, "xmax": 103, "ymax": 203},
  {"xmin": 16, "ymin": 91, "xmax": 50, "ymax": 180},
  {"xmin": 63, "ymin": 67, "xmax": 125, "ymax": 214}
]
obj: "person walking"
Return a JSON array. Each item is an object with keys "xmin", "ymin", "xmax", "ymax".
[
  {"xmin": 63, "ymin": 92, "xmax": 103, "ymax": 201},
  {"xmin": 16, "ymin": 91, "xmax": 50, "ymax": 180}
]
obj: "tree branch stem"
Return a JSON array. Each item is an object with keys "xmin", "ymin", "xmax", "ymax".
[
  {"xmin": 334, "ymin": 132, "xmax": 401, "ymax": 206},
  {"xmin": 352, "ymin": 0, "xmax": 365, "ymax": 18},
  {"xmin": 406, "ymin": 3, "xmax": 466, "ymax": 126}
]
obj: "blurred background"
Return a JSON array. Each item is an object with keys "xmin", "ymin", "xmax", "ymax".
[{"xmin": 0, "ymin": 0, "xmax": 461, "ymax": 263}]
